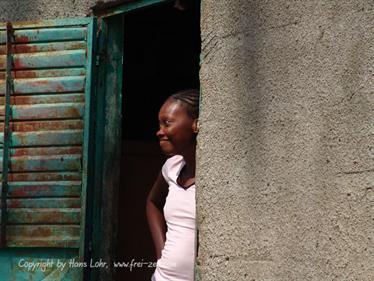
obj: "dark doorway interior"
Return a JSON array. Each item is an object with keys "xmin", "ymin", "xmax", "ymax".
[{"xmin": 117, "ymin": 2, "xmax": 200, "ymax": 281}]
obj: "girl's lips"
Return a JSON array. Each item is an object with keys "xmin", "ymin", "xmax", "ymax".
[
  {"xmin": 159, "ymin": 139, "xmax": 173, "ymax": 153},
  {"xmin": 159, "ymin": 139, "xmax": 171, "ymax": 147}
]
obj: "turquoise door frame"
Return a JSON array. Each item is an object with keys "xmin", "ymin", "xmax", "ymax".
[{"xmin": 89, "ymin": 1, "xmax": 173, "ymax": 280}]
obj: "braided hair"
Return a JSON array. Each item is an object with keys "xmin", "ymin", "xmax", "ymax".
[{"xmin": 169, "ymin": 89, "xmax": 200, "ymax": 119}]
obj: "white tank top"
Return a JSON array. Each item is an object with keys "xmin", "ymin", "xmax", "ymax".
[{"xmin": 153, "ymin": 155, "xmax": 196, "ymax": 281}]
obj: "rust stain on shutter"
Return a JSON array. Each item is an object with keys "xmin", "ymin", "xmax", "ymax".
[{"xmin": 0, "ymin": 21, "xmax": 90, "ymax": 248}]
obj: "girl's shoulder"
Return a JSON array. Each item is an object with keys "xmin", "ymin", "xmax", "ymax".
[{"xmin": 161, "ymin": 155, "xmax": 184, "ymax": 183}]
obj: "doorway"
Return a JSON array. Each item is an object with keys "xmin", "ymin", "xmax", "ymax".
[{"xmin": 117, "ymin": 2, "xmax": 200, "ymax": 281}]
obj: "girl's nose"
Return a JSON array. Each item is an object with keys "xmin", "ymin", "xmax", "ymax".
[{"xmin": 156, "ymin": 128, "xmax": 164, "ymax": 138}]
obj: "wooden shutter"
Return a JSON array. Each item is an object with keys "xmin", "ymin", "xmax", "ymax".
[{"xmin": 0, "ymin": 18, "xmax": 95, "ymax": 248}]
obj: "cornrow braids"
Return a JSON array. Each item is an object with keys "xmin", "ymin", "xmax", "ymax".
[{"xmin": 169, "ymin": 89, "xmax": 200, "ymax": 119}]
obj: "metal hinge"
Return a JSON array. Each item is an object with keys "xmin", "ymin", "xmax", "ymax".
[{"xmin": 96, "ymin": 55, "xmax": 100, "ymax": 66}]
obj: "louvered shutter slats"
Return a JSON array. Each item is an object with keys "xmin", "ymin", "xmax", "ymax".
[{"xmin": 0, "ymin": 20, "xmax": 93, "ymax": 248}]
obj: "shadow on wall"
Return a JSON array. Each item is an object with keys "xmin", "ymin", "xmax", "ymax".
[{"xmin": 199, "ymin": 1, "xmax": 374, "ymax": 280}]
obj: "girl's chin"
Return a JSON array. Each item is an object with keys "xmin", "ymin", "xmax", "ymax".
[{"xmin": 159, "ymin": 142, "xmax": 176, "ymax": 155}]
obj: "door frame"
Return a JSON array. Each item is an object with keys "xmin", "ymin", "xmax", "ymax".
[{"xmin": 88, "ymin": 1, "xmax": 172, "ymax": 280}]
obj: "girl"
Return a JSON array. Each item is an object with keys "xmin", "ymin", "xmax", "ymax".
[{"xmin": 146, "ymin": 89, "xmax": 199, "ymax": 281}]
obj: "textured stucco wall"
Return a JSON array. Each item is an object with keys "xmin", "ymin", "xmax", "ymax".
[
  {"xmin": 0, "ymin": 0, "xmax": 99, "ymax": 21},
  {"xmin": 197, "ymin": 1, "xmax": 374, "ymax": 280},
  {"xmin": 0, "ymin": 0, "xmax": 137, "ymax": 21}
]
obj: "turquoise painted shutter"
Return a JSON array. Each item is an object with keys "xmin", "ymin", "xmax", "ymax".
[{"xmin": 0, "ymin": 18, "xmax": 95, "ymax": 248}]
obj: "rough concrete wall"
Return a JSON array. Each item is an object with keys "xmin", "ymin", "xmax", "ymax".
[
  {"xmin": 0, "ymin": 0, "xmax": 100, "ymax": 21},
  {"xmin": 0, "ymin": 0, "xmax": 138, "ymax": 21},
  {"xmin": 197, "ymin": 1, "xmax": 374, "ymax": 281}
]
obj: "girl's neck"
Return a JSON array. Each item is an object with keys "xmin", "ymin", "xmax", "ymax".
[
  {"xmin": 181, "ymin": 146, "xmax": 196, "ymax": 177},
  {"xmin": 183, "ymin": 154, "xmax": 195, "ymax": 176}
]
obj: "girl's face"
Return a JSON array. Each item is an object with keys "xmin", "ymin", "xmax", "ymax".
[{"xmin": 157, "ymin": 98, "xmax": 197, "ymax": 156}]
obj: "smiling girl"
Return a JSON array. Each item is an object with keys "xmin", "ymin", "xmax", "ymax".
[{"xmin": 146, "ymin": 89, "xmax": 199, "ymax": 281}]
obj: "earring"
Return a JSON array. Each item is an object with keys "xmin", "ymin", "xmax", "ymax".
[{"xmin": 194, "ymin": 124, "xmax": 199, "ymax": 133}]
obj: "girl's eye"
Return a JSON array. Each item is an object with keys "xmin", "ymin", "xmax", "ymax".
[{"xmin": 165, "ymin": 120, "xmax": 173, "ymax": 125}]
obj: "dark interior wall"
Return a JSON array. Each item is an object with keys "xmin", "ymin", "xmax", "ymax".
[
  {"xmin": 117, "ymin": 2, "xmax": 200, "ymax": 281},
  {"xmin": 122, "ymin": 1, "xmax": 200, "ymax": 141},
  {"xmin": 118, "ymin": 141, "xmax": 164, "ymax": 281}
]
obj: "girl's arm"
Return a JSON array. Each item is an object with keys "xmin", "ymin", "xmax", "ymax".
[{"xmin": 146, "ymin": 171, "xmax": 168, "ymax": 259}]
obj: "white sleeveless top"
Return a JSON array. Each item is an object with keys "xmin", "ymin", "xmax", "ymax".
[{"xmin": 153, "ymin": 155, "xmax": 196, "ymax": 281}]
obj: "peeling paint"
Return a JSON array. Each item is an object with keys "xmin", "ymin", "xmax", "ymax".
[{"xmin": 0, "ymin": 15, "xmax": 96, "ymax": 281}]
